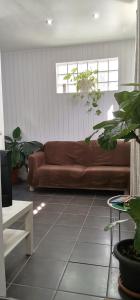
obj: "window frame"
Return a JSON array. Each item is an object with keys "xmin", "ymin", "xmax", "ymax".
[{"xmin": 56, "ymin": 57, "xmax": 119, "ymax": 94}]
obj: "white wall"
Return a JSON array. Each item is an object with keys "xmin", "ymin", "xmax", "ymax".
[
  {"xmin": 0, "ymin": 162, "xmax": 6, "ymax": 297},
  {"xmin": 0, "ymin": 52, "xmax": 6, "ymax": 297},
  {"xmin": 1, "ymin": 39, "xmax": 135, "ymax": 142},
  {"xmin": 0, "ymin": 53, "xmax": 4, "ymax": 149}
]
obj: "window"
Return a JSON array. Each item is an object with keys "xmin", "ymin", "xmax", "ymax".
[{"xmin": 56, "ymin": 57, "xmax": 118, "ymax": 93}]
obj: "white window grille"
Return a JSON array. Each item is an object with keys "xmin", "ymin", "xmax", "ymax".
[{"xmin": 56, "ymin": 57, "xmax": 118, "ymax": 93}]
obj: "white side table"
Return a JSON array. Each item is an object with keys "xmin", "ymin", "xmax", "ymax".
[{"xmin": 2, "ymin": 200, "xmax": 33, "ymax": 257}]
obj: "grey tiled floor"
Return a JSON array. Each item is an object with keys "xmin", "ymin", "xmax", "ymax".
[{"xmin": 6, "ymin": 183, "xmax": 135, "ymax": 300}]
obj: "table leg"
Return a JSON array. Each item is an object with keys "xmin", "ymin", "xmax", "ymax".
[
  {"xmin": 110, "ymin": 206, "xmax": 113, "ymax": 253},
  {"xmin": 119, "ymin": 210, "xmax": 121, "ymax": 242},
  {"xmin": 25, "ymin": 207, "xmax": 33, "ymax": 255}
]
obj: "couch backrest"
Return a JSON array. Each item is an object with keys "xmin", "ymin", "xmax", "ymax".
[
  {"xmin": 44, "ymin": 140, "xmax": 130, "ymax": 166},
  {"xmin": 44, "ymin": 141, "xmax": 80, "ymax": 165},
  {"xmin": 90, "ymin": 140, "xmax": 130, "ymax": 166}
]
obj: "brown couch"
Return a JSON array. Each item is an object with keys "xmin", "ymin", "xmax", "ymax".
[{"xmin": 28, "ymin": 140, "xmax": 130, "ymax": 193}]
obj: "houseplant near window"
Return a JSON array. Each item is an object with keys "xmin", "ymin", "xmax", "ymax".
[
  {"xmin": 5, "ymin": 127, "xmax": 43, "ymax": 183},
  {"xmin": 86, "ymin": 83, "xmax": 140, "ymax": 297},
  {"xmin": 64, "ymin": 68, "xmax": 102, "ymax": 114}
]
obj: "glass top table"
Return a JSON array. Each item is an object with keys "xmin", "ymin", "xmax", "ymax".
[
  {"xmin": 107, "ymin": 194, "xmax": 129, "ymax": 252},
  {"xmin": 107, "ymin": 195, "xmax": 129, "ymax": 212}
]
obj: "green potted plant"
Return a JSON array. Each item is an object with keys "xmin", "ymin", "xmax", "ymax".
[
  {"xmin": 64, "ymin": 68, "xmax": 102, "ymax": 114},
  {"xmin": 106, "ymin": 197, "xmax": 140, "ymax": 298},
  {"xmin": 86, "ymin": 83, "xmax": 140, "ymax": 297},
  {"xmin": 5, "ymin": 127, "xmax": 43, "ymax": 183}
]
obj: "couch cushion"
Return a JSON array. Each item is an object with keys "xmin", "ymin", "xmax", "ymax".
[
  {"xmin": 36, "ymin": 164, "xmax": 130, "ymax": 190},
  {"xmin": 84, "ymin": 166, "xmax": 130, "ymax": 189},
  {"xmin": 36, "ymin": 164, "xmax": 86, "ymax": 188}
]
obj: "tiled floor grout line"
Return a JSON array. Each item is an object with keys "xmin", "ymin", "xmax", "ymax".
[
  {"xmin": 56, "ymin": 288, "xmax": 119, "ymax": 300},
  {"xmin": 8, "ymin": 282, "xmax": 120, "ymax": 300},
  {"xmin": 8, "ymin": 282, "xmax": 56, "ymax": 292},
  {"xmin": 7, "ymin": 194, "xmax": 94, "ymax": 295},
  {"xmin": 7, "ymin": 194, "xmax": 96, "ymax": 291},
  {"xmin": 52, "ymin": 198, "xmax": 96, "ymax": 300},
  {"xmin": 6, "ymin": 206, "xmax": 68, "ymax": 291},
  {"xmin": 7, "ymin": 190, "xmax": 126, "ymax": 300}
]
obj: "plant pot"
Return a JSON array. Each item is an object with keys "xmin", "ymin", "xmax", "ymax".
[
  {"xmin": 12, "ymin": 168, "xmax": 19, "ymax": 184},
  {"xmin": 114, "ymin": 239, "xmax": 140, "ymax": 296},
  {"xmin": 18, "ymin": 165, "xmax": 28, "ymax": 181}
]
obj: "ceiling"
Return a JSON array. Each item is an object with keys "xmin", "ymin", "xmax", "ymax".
[{"xmin": 0, "ymin": 0, "xmax": 137, "ymax": 51}]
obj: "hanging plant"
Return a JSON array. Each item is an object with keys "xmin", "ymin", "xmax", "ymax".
[{"xmin": 64, "ymin": 67, "xmax": 102, "ymax": 114}]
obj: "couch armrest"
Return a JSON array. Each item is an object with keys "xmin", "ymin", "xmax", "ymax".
[{"xmin": 28, "ymin": 151, "xmax": 45, "ymax": 186}]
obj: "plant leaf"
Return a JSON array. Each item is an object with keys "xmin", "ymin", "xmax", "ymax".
[
  {"xmin": 13, "ymin": 127, "xmax": 22, "ymax": 140},
  {"xmin": 5, "ymin": 136, "xmax": 13, "ymax": 143},
  {"xmin": 22, "ymin": 141, "xmax": 43, "ymax": 157},
  {"xmin": 104, "ymin": 219, "xmax": 129, "ymax": 231}
]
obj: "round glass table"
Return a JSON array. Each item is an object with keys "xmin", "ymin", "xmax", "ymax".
[{"xmin": 107, "ymin": 194, "xmax": 129, "ymax": 252}]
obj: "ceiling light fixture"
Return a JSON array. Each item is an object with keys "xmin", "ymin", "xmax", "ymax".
[
  {"xmin": 46, "ymin": 18, "xmax": 53, "ymax": 26},
  {"xmin": 92, "ymin": 12, "xmax": 100, "ymax": 20}
]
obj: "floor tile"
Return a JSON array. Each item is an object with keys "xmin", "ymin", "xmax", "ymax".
[
  {"xmin": 35, "ymin": 239, "xmax": 75, "ymax": 261},
  {"xmin": 44, "ymin": 203, "xmax": 67, "ymax": 213},
  {"xmin": 120, "ymin": 220, "xmax": 135, "ymax": 231},
  {"xmin": 72, "ymin": 193, "xmax": 95, "ymax": 199},
  {"xmin": 33, "ymin": 223, "xmax": 52, "ymax": 247},
  {"xmin": 34, "ymin": 212, "xmax": 60, "ymax": 225},
  {"xmin": 59, "ymin": 262, "xmax": 108, "ymax": 297},
  {"xmin": 120, "ymin": 230, "xmax": 135, "ymax": 240},
  {"xmin": 33, "ymin": 199, "xmax": 48, "ymax": 209},
  {"xmin": 90, "ymin": 206, "xmax": 119, "ymax": 220},
  {"xmin": 107, "ymin": 268, "xmax": 121, "ymax": 299},
  {"xmin": 5, "ymin": 242, "xmax": 28, "ymax": 283},
  {"xmin": 70, "ymin": 242, "xmax": 110, "ymax": 266},
  {"xmin": 14, "ymin": 256, "xmax": 67, "ymax": 289},
  {"xmin": 64, "ymin": 205, "xmax": 90, "ymax": 215},
  {"xmin": 33, "ymin": 222, "xmax": 52, "ymax": 234},
  {"xmin": 7, "ymin": 284, "xmax": 55, "ymax": 300},
  {"xmin": 10, "ymin": 184, "xmax": 126, "ymax": 300},
  {"xmin": 93, "ymin": 199, "xmax": 108, "ymax": 207},
  {"xmin": 78, "ymin": 227, "xmax": 112, "ymax": 245},
  {"xmin": 70, "ymin": 197, "xmax": 93, "ymax": 206},
  {"xmin": 47, "ymin": 197, "xmax": 72, "ymax": 204},
  {"xmin": 84, "ymin": 216, "xmax": 110, "ymax": 229},
  {"xmin": 54, "ymin": 291, "xmax": 103, "ymax": 300},
  {"xmin": 56, "ymin": 214, "xmax": 86, "ymax": 227},
  {"xmin": 89, "ymin": 206, "xmax": 110, "ymax": 217},
  {"xmin": 46, "ymin": 225, "xmax": 81, "ymax": 241},
  {"xmin": 110, "ymin": 254, "xmax": 119, "ymax": 268}
]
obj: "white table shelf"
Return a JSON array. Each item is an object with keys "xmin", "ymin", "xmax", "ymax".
[
  {"xmin": 2, "ymin": 200, "xmax": 33, "ymax": 257},
  {"xmin": 3, "ymin": 229, "xmax": 29, "ymax": 257}
]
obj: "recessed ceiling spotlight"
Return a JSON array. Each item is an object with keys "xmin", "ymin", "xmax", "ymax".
[
  {"xmin": 92, "ymin": 12, "xmax": 100, "ymax": 20},
  {"xmin": 46, "ymin": 18, "xmax": 53, "ymax": 26}
]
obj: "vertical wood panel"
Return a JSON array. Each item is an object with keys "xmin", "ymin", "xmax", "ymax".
[
  {"xmin": 0, "ymin": 53, "xmax": 4, "ymax": 149},
  {"xmin": 1, "ymin": 39, "xmax": 135, "ymax": 142},
  {"xmin": 0, "ymin": 54, "xmax": 6, "ymax": 296}
]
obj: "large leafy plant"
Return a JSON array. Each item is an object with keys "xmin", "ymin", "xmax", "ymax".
[
  {"xmin": 5, "ymin": 127, "xmax": 43, "ymax": 169},
  {"xmin": 64, "ymin": 68, "xmax": 102, "ymax": 114},
  {"xmin": 86, "ymin": 84, "xmax": 140, "ymax": 149},
  {"xmin": 105, "ymin": 197, "xmax": 140, "ymax": 257},
  {"xmin": 86, "ymin": 83, "xmax": 140, "ymax": 257}
]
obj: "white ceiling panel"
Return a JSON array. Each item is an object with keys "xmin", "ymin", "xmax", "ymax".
[{"xmin": 0, "ymin": 0, "xmax": 137, "ymax": 50}]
